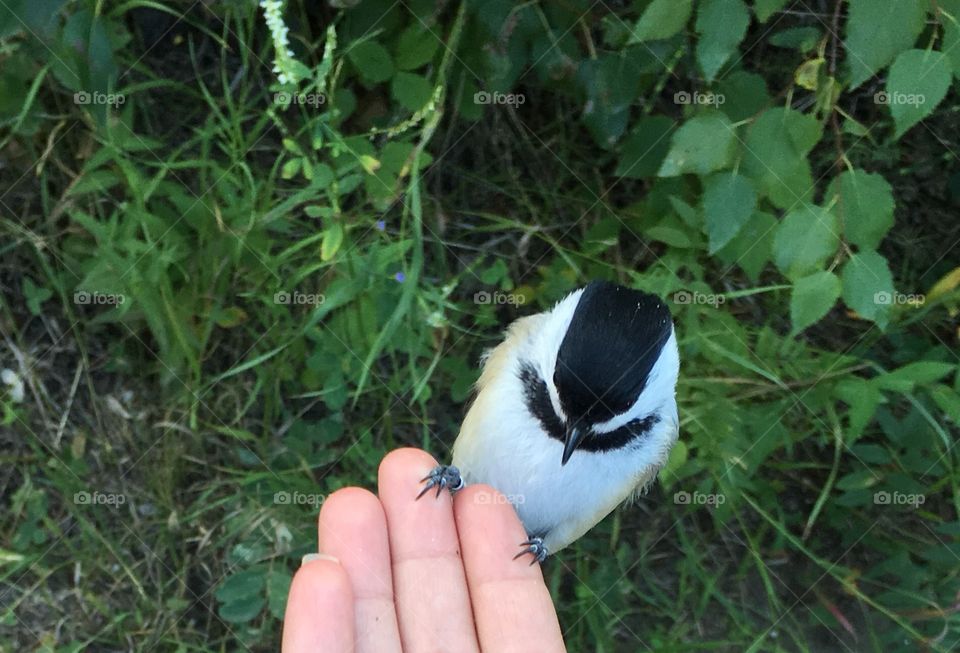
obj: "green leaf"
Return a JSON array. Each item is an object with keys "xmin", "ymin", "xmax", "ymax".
[
  {"xmin": 845, "ymin": 0, "xmax": 928, "ymax": 88},
  {"xmin": 790, "ymin": 271, "xmax": 841, "ymax": 334},
  {"xmin": 886, "ymin": 49, "xmax": 953, "ymax": 138},
  {"xmin": 216, "ymin": 567, "xmax": 267, "ymax": 603},
  {"xmin": 267, "ymin": 567, "xmax": 293, "ymax": 620},
  {"xmin": 931, "ymin": 384, "xmax": 960, "ymax": 424},
  {"xmin": 322, "ymin": 223, "xmax": 345, "ymax": 261},
  {"xmin": 769, "ymin": 27, "xmax": 822, "ymax": 52},
  {"xmin": 836, "ymin": 470, "xmax": 880, "ymax": 491},
  {"xmin": 826, "ymin": 170, "xmax": 895, "ymax": 250},
  {"xmin": 394, "ymin": 24, "xmax": 440, "ymax": 70},
  {"xmin": 281, "ymin": 158, "xmax": 301, "ymax": 180},
  {"xmin": 840, "ymin": 250, "xmax": 894, "ymax": 326},
  {"xmin": 717, "ymin": 71, "xmax": 770, "ymax": 122},
  {"xmin": 876, "ymin": 362, "xmax": 956, "ymax": 393},
  {"xmin": 696, "ymin": 0, "xmax": 750, "ymax": 81},
  {"xmin": 837, "ymin": 378, "xmax": 883, "ymax": 440},
  {"xmin": 616, "ymin": 116, "xmax": 676, "ymax": 179},
  {"xmin": 716, "ymin": 211, "xmax": 777, "ymax": 282},
  {"xmin": 218, "ymin": 595, "xmax": 265, "ymax": 624},
  {"xmin": 941, "ymin": 0, "xmax": 960, "ymax": 79},
  {"xmin": 391, "ymin": 71, "xmax": 433, "ymax": 111},
  {"xmin": 23, "ymin": 278, "xmax": 52, "ymax": 316},
  {"xmin": 630, "ymin": 0, "xmax": 692, "ymax": 42},
  {"xmin": 658, "ymin": 113, "xmax": 737, "ymax": 177},
  {"xmin": 754, "ymin": 0, "xmax": 789, "ymax": 22},
  {"xmin": 773, "ymin": 206, "xmax": 840, "ymax": 279},
  {"xmin": 348, "ymin": 41, "xmax": 394, "ymax": 84},
  {"xmin": 742, "ymin": 108, "xmax": 818, "ymax": 209},
  {"xmin": 702, "ymin": 172, "xmax": 756, "ymax": 253}
]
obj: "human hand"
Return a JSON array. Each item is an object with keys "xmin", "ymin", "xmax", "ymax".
[{"xmin": 281, "ymin": 447, "xmax": 566, "ymax": 652}]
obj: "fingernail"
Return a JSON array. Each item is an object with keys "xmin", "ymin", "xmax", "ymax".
[{"xmin": 301, "ymin": 553, "xmax": 340, "ymax": 566}]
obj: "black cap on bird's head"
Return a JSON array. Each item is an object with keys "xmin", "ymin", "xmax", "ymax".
[{"xmin": 553, "ymin": 281, "xmax": 673, "ymax": 461}]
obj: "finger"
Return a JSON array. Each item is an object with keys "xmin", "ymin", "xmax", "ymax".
[
  {"xmin": 454, "ymin": 485, "xmax": 565, "ymax": 653},
  {"xmin": 318, "ymin": 487, "xmax": 401, "ymax": 653},
  {"xmin": 281, "ymin": 558, "xmax": 355, "ymax": 653},
  {"xmin": 378, "ymin": 447, "xmax": 479, "ymax": 652}
]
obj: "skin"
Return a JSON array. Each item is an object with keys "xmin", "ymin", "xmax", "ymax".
[{"xmin": 282, "ymin": 447, "xmax": 566, "ymax": 653}]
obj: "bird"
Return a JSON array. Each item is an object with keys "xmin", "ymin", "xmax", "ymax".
[{"xmin": 417, "ymin": 280, "xmax": 680, "ymax": 563}]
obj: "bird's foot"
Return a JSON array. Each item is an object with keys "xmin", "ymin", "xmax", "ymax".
[
  {"xmin": 514, "ymin": 536, "xmax": 549, "ymax": 565},
  {"xmin": 416, "ymin": 465, "xmax": 464, "ymax": 500}
]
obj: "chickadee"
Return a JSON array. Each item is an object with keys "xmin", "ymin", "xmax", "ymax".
[{"xmin": 418, "ymin": 280, "xmax": 680, "ymax": 562}]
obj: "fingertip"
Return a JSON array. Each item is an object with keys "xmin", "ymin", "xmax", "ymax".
[
  {"xmin": 318, "ymin": 487, "xmax": 382, "ymax": 540},
  {"xmin": 378, "ymin": 447, "xmax": 439, "ymax": 490},
  {"xmin": 318, "ymin": 487, "xmax": 393, "ymax": 599},
  {"xmin": 282, "ymin": 560, "xmax": 355, "ymax": 653}
]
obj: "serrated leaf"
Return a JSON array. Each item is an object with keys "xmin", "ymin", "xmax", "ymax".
[
  {"xmin": 696, "ymin": 0, "xmax": 750, "ymax": 81},
  {"xmin": 630, "ymin": 0, "xmax": 692, "ymax": 42},
  {"xmin": 321, "ymin": 223, "xmax": 345, "ymax": 261},
  {"xmin": 702, "ymin": 172, "xmax": 756, "ymax": 253},
  {"xmin": 886, "ymin": 49, "xmax": 953, "ymax": 138},
  {"xmin": 717, "ymin": 71, "xmax": 770, "ymax": 121},
  {"xmin": 742, "ymin": 108, "xmax": 817, "ymax": 209},
  {"xmin": 616, "ymin": 116, "xmax": 676, "ymax": 179},
  {"xmin": 391, "ymin": 71, "xmax": 433, "ymax": 111},
  {"xmin": 773, "ymin": 206, "xmax": 840, "ymax": 279},
  {"xmin": 840, "ymin": 250, "xmax": 894, "ymax": 326},
  {"xmin": 716, "ymin": 211, "xmax": 777, "ymax": 282},
  {"xmin": 876, "ymin": 362, "xmax": 956, "ymax": 392},
  {"xmin": 837, "ymin": 378, "xmax": 882, "ymax": 440},
  {"xmin": 348, "ymin": 41, "xmax": 394, "ymax": 83},
  {"xmin": 827, "ymin": 169, "xmax": 895, "ymax": 250},
  {"xmin": 790, "ymin": 271, "xmax": 841, "ymax": 334},
  {"xmin": 845, "ymin": 0, "xmax": 928, "ymax": 88},
  {"xmin": 931, "ymin": 384, "xmax": 960, "ymax": 424},
  {"xmin": 941, "ymin": 0, "xmax": 960, "ymax": 79},
  {"xmin": 658, "ymin": 113, "xmax": 737, "ymax": 177}
]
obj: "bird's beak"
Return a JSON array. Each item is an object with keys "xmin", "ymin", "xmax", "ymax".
[{"xmin": 561, "ymin": 424, "xmax": 585, "ymax": 466}]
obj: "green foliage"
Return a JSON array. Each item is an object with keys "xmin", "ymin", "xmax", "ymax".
[{"xmin": 3, "ymin": 0, "xmax": 960, "ymax": 651}]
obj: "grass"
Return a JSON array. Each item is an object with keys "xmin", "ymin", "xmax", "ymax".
[{"xmin": 2, "ymin": 1, "xmax": 960, "ymax": 652}]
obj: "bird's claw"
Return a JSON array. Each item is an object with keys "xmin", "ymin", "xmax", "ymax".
[
  {"xmin": 416, "ymin": 465, "xmax": 464, "ymax": 500},
  {"xmin": 514, "ymin": 536, "xmax": 548, "ymax": 565}
]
